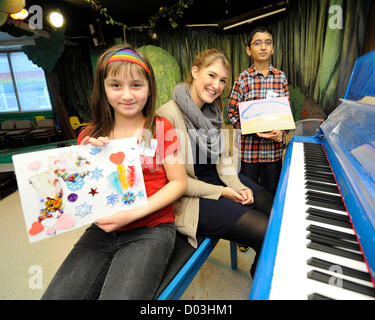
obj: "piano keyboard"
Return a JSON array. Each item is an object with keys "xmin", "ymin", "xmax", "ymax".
[{"xmin": 268, "ymin": 142, "xmax": 375, "ymax": 300}]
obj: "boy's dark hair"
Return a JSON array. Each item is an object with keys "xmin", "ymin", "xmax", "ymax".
[{"xmin": 247, "ymin": 26, "xmax": 273, "ymax": 46}]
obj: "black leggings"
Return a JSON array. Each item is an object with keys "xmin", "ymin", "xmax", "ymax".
[
  {"xmin": 222, "ymin": 189, "xmax": 273, "ymax": 277},
  {"xmin": 240, "ymin": 160, "xmax": 282, "ymax": 195}
]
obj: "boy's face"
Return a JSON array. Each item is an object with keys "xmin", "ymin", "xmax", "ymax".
[{"xmin": 246, "ymin": 32, "xmax": 274, "ymax": 63}]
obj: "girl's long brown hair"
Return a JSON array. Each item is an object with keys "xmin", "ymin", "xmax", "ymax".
[{"xmin": 85, "ymin": 44, "xmax": 157, "ymax": 142}]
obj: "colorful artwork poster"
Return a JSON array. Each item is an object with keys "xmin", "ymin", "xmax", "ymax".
[
  {"xmin": 239, "ymin": 97, "xmax": 296, "ymax": 135},
  {"xmin": 12, "ymin": 137, "xmax": 148, "ymax": 243}
]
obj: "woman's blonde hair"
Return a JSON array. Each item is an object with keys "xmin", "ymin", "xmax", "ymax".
[{"xmin": 187, "ymin": 49, "xmax": 232, "ymax": 110}]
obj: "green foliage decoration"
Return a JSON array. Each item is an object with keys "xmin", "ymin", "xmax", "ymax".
[
  {"xmin": 138, "ymin": 45, "xmax": 181, "ymax": 108},
  {"xmin": 22, "ymin": 28, "xmax": 65, "ymax": 72},
  {"xmin": 289, "ymin": 85, "xmax": 306, "ymax": 122},
  {"xmin": 84, "ymin": 0, "xmax": 193, "ymax": 30}
]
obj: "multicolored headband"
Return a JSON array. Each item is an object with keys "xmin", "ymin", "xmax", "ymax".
[{"xmin": 103, "ymin": 49, "xmax": 151, "ymax": 76}]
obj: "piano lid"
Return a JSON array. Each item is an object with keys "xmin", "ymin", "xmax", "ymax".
[
  {"xmin": 345, "ymin": 49, "xmax": 375, "ymax": 101},
  {"xmin": 319, "ymin": 50, "xmax": 375, "ymax": 282},
  {"xmin": 320, "ymin": 102, "xmax": 375, "ymax": 281},
  {"xmin": 321, "ymin": 99, "xmax": 375, "ymax": 220}
]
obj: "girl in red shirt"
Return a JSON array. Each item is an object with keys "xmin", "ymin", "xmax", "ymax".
[{"xmin": 42, "ymin": 44, "xmax": 186, "ymax": 300}]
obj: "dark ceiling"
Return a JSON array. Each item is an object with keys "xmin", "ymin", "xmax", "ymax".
[{"xmin": 22, "ymin": 0, "xmax": 287, "ymax": 39}]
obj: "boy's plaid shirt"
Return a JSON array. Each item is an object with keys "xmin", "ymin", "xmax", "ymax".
[{"xmin": 227, "ymin": 65, "xmax": 289, "ymax": 163}]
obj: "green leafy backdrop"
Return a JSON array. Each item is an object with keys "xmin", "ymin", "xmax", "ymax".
[{"xmin": 138, "ymin": 45, "xmax": 181, "ymax": 108}]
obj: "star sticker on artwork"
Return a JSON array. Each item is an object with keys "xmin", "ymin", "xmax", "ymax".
[{"xmin": 89, "ymin": 188, "xmax": 98, "ymax": 197}]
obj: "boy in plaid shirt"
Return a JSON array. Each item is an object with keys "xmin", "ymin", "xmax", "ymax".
[{"xmin": 227, "ymin": 26, "xmax": 289, "ymax": 195}]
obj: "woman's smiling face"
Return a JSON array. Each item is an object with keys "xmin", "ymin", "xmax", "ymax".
[{"xmin": 190, "ymin": 58, "xmax": 228, "ymax": 109}]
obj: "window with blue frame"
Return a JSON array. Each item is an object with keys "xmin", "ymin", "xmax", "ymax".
[{"xmin": 0, "ymin": 51, "xmax": 52, "ymax": 113}]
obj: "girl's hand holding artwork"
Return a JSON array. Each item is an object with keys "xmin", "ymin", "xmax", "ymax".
[{"xmin": 80, "ymin": 136, "xmax": 111, "ymax": 147}]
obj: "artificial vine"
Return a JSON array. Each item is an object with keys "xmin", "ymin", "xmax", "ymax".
[{"xmin": 84, "ymin": 0, "xmax": 194, "ymax": 30}]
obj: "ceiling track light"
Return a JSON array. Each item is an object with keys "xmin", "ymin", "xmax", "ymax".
[
  {"xmin": 219, "ymin": 1, "xmax": 289, "ymax": 31},
  {"xmin": 223, "ymin": 8, "xmax": 287, "ymax": 31}
]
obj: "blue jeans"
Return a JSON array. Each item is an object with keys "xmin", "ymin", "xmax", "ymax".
[{"xmin": 41, "ymin": 223, "xmax": 175, "ymax": 300}]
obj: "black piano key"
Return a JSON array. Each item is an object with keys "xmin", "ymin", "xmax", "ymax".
[
  {"xmin": 305, "ymin": 169, "xmax": 331, "ymax": 176},
  {"xmin": 306, "ymin": 170, "xmax": 333, "ymax": 178},
  {"xmin": 306, "ymin": 195, "xmax": 345, "ymax": 209},
  {"xmin": 307, "ymin": 208, "xmax": 350, "ymax": 223},
  {"xmin": 304, "ymin": 148, "xmax": 326, "ymax": 155},
  {"xmin": 307, "ymin": 214, "xmax": 353, "ymax": 229},
  {"xmin": 307, "ymin": 241, "xmax": 364, "ymax": 262},
  {"xmin": 305, "ymin": 162, "xmax": 329, "ymax": 168},
  {"xmin": 307, "ymin": 233, "xmax": 361, "ymax": 252},
  {"xmin": 306, "ymin": 190, "xmax": 341, "ymax": 202},
  {"xmin": 307, "ymin": 270, "xmax": 375, "ymax": 297},
  {"xmin": 306, "ymin": 172, "xmax": 335, "ymax": 181},
  {"xmin": 305, "ymin": 173, "xmax": 336, "ymax": 184},
  {"xmin": 304, "ymin": 154, "xmax": 328, "ymax": 160},
  {"xmin": 305, "ymin": 181, "xmax": 340, "ymax": 194},
  {"xmin": 304, "ymin": 168, "xmax": 331, "ymax": 178},
  {"xmin": 305, "ymin": 160, "xmax": 330, "ymax": 167},
  {"xmin": 306, "ymin": 197, "xmax": 346, "ymax": 212},
  {"xmin": 304, "ymin": 141, "xmax": 325, "ymax": 146},
  {"xmin": 304, "ymin": 142, "xmax": 325, "ymax": 149},
  {"xmin": 305, "ymin": 166, "xmax": 333, "ymax": 174},
  {"xmin": 305, "ymin": 151, "xmax": 327, "ymax": 157},
  {"xmin": 304, "ymin": 164, "xmax": 332, "ymax": 173},
  {"xmin": 307, "ymin": 257, "xmax": 372, "ymax": 282},
  {"xmin": 306, "ymin": 191, "xmax": 344, "ymax": 205},
  {"xmin": 307, "ymin": 224, "xmax": 358, "ymax": 242},
  {"xmin": 308, "ymin": 293, "xmax": 335, "ymax": 300}
]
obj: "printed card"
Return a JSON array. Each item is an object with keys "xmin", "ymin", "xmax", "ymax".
[{"xmin": 12, "ymin": 137, "xmax": 147, "ymax": 243}]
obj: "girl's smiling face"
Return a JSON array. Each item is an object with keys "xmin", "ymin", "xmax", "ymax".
[
  {"xmin": 104, "ymin": 64, "xmax": 149, "ymax": 120},
  {"xmin": 190, "ymin": 58, "xmax": 228, "ymax": 108}
]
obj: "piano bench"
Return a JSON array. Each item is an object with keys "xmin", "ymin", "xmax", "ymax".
[{"xmin": 156, "ymin": 232, "xmax": 238, "ymax": 300}]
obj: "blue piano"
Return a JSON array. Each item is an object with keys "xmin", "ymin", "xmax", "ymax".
[{"xmin": 250, "ymin": 50, "xmax": 375, "ymax": 300}]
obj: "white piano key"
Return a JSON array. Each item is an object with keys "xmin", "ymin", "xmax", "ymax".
[{"xmin": 305, "ymin": 276, "xmax": 375, "ymax": 300}]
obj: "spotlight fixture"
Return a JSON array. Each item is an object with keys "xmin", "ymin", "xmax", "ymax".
[
  {"xmin": 10, "ymin": 9, "xmax": 29, "ymax": 20},
  {"xmin": 0, "ymin": 0, "xmax": 25, "ymax": 26},
  {"xmin": 48, "ymin": 10, "xmax": 64, "ymax": 28}
]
